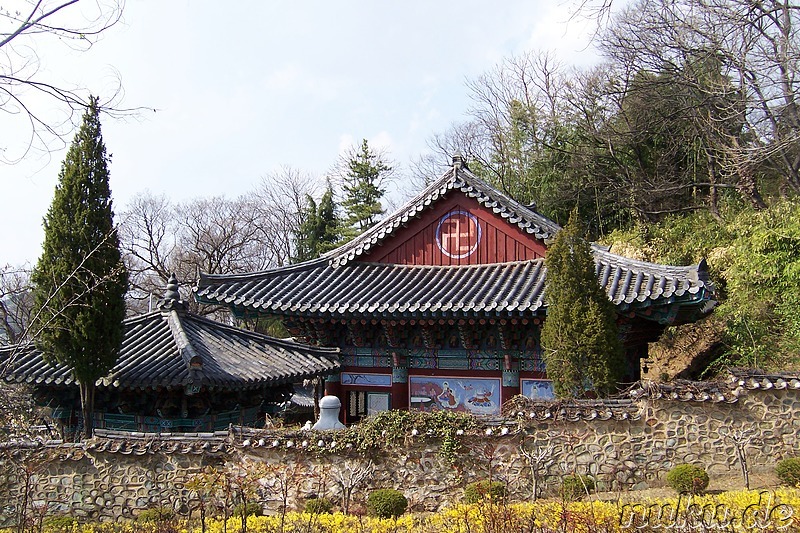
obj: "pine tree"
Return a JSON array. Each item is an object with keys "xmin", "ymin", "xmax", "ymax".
[
  {"xmin": 293, "ymin": 184, "xmax": 340, "ymax": 263},
  {"xmin": 30, "ymin": 97, "xmax": 128, "ymax": 439},
  {"xmin": 540, "ymin": 210, "xmax": 623, "ymax": 398},
  {"xmin": 341, "ymin": 139, "xmax": 391, "ymax": 237}
]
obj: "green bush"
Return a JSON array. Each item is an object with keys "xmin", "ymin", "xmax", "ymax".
[
  {"xmin": 463, "ymin": 480, "xmax": 508, "ymax": 503},
  {"xmin": 137, "ymin": 506, "xmax": 175, "ymax": 522},
  {"xmin": 42, "ymin": 515, "xmax": 78, "ymax": 531},
  {"xmin": 666, "ymin": 464, "xmax": 710, "ymax": 494},
  {"xmin": 560, "ymin": 474, "xmax": 595, "ymax": 501},
  {"xmin": 233, "ymin": 501, "xmax": 263, "ymax": 517},
  {"xmin": 366, "ymin": 488, "xmax": 408, "ymax": 518},
  {"xmin": 776, "ymin": 458, "xmax": 800, "ymax": 487},
  {"xmin": 305, "ymin": 497, "xmax": 334, "ymax": 514}
]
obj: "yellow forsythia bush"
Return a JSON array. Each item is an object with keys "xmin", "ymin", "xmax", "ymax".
[{"xmin": 5, "ymin": 489, "xmax": 799, "ymax": 533}]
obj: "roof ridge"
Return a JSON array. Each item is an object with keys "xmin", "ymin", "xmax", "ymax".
[
  {"xmin": 592, "ymin": 246, "xmax": 704, "ymax": 274},
  {"xmin": 164, "ymin": 309, "xmax": 204, "ymax": 385},
  {"xmin": 353, "ymin": 258, "xmax": 546, "ymax": 271},
  {"xmin": 325, "ymin": 162, "xmax": 562, "ymax": 267},
  {"xmin": 196, "ymin": 257, "xmax": 327, "ymax": 286},
  {"xmin": 185, "ymin": 313, "xmax": 339, "ymax": 355}
]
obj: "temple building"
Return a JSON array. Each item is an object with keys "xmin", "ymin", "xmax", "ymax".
[
  {"xmin": 1, "ymin": 277, "xmax": 339, "ymax": 435},
  {"xmin": 195, "ymin": 156, "xmax": 715, "ymax": 424}
]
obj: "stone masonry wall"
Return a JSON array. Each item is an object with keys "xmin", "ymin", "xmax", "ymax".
[{"xmin": 1, "ymin": 380, "xmax": 799, "ymax": 524}]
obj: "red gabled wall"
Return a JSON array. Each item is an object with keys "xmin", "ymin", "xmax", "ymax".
[{"xmin": 362, "ymin": 193, "xmax": 547, "ymax": 266}]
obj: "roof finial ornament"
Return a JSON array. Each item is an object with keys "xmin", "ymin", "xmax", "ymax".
[
  {"xmin": 158, "ymin": 273, "xmax": 187, "ymax": 312},
  {"xmin": 452, "ymin": 151, "xmax": 467, "ymax": 170}
]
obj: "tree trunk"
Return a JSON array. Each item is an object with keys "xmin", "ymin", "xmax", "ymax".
[
  {"xmin": 706, "ymin": 152, "xmax": 723, "ymax": 222},
  {"xmin": 79, "ymin": 381, "xmax": 95, "ymax": 439}
]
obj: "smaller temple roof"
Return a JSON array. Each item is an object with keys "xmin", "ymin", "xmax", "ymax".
[{"xmin": 1, "ymin": 276, "xmax": 340, "ymax": 392}]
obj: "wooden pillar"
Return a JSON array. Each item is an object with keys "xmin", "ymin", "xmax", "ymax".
[
  {"xmin": 392, "ymin": 352, "xmax": 409, "ymax": 410},
  {"xmin": 501, "ymin": 353, "xmax": 520, "ymax": 402}
]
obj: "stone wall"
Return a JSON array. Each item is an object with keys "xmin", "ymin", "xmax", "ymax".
[{"xmin": 1, "ymin": 374, "xmax": 799, "ymax": 524}]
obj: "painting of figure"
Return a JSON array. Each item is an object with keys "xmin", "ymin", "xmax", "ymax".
[
  {"xmin": 409, "ymin": 376, "xmax": 501, "ymax": 415},
  {"xmin": 521, "ymin": 379, "xmax": 555, "ymax": 400}
]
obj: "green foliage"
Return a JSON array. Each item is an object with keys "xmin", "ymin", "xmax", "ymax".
[
  {"xmin": 293, "ymin": 183, "xmax": 340, "ymax": 263},
  {"xmin": 606, "ymin": 198, "xmax": 800, "ymax": 372},
  {"xmin": 666, "ymin": 464, "xmax": 710, "ymax": 495},
  {"xmin": 560, "ymin": 475, "xmax": 595, "ymax": 501},
  {"xmin": 366, "ymin": 489, "xmax": 408, "ymax": 519},
  {"xmin": 305, "ymin": 497, "xmax": 334, "ymax": 514},
  {"xmin": 341, "ymin": 139, "xmax": 390, "ymax": 236},
  {"xmin": 776, "ymin": 458, "xmax": 800, "ymax": 487},
  {"xmin": 29, "ymin": 97, "xmax": 128, "ymax": 438},
  {"xmin": 136, "ymin": 506, "xmax": 175, "ymax": 523},
  {"xmin": 42, "ymin": 515, "xmax": 79, "ymax": 530},
  {"xmin": 541, "ymin": 210, "xmax": 623, "ymax": 397},
  {"xmin": 463, "ymin": 480, "xmax": 507, "ymax": 503},
  {"xmin": 233, "ymin": 501, "xmax": 263, "ymax": 517}
]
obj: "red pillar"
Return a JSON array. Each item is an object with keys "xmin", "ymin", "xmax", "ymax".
[
  {"xmin": 391, "ymin": 366, "xmax": 409, "ymax": 410},
  {"xmin": 501, "ymin": 354, "xmax": 520, "ymax": 402}
]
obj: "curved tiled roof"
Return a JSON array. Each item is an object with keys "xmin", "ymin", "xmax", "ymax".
[
  {"xmin": 0, "ymin": 306, "xmax": 339, "ymax": 392},
  {"xmin": 593, "ymin": 247, "xmax": 710, "ymax": 308},
  {"xmin": 502, "ymin": 396, "xmax": 641, "ymax": 421},
  {"xmin": 196, "ymin": 158, "xmax": 713, "ymax": 320},
  {"xmin": 324, "ymin": 156, "xmax": 561, "ymax": 267},
  {"xmin": 196, "ymin": 251, "xmax": 712, "ymax": 320}
]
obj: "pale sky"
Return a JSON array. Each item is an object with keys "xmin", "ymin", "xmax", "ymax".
[{"xmin": 3, "ymin": 1, "xmax": 614, "ymax": 267}]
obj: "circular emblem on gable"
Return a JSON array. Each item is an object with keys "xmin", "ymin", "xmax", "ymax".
[{"xmin": 435, "ymin": 210, "xmax": 482, "ymax": 259}]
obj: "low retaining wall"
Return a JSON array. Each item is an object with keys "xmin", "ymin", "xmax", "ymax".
[{"xmin": 1, "ymin": 373, "xmax": 799, "ymax": 524}]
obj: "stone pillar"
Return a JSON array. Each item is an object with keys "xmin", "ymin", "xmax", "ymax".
[
  {"xmin": 312, "ymin": 395, "xmax": 345, "ymax": 430},
  {"xmin": 324, "ymin": 372, "xmax": 343, "ymax": 420}
]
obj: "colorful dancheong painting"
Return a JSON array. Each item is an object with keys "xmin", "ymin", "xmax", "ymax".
[{"xmin": 409, "ymin": 376, "xmax": 501, "ymax": 415}]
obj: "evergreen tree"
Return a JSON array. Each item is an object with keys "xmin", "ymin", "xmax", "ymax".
[
  {"xmin": 540, "ymin": 210, "xmax": 623, "ymax": 398},
  {"xmin": 293, "ymin": 183, "xmax": 340, "ymax": 262},
  {"xmin": 30, "ymin": 97, "xmax": 128, "ymax": 439},
  {"xmin": 341, "ymin": 139, "xmax": 391, "ymax": 237}
]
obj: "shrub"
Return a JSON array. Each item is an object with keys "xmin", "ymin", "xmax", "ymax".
[
  {"xmin": 666, "ymin": 464, "xmax": 710, "ymax": 494},
  {"xmin": 463, "ymin": 480, "xmax": 508, "ymax": 503},
  {"xmin": 776, "ymin": 458, "xmax": 800, "ymax": 487},
  {"xmin": 42, "ymin": 515, "xmax": 78, "ymax": 531},
  {"xmin": 560, "ymin": 474, "xmax": 595, "ymax": 501},
  {"xmin": 366, "ymin": 488, "xmax": 408, "ymax": 518},
  {"xmin": 137, "ymin": 506, "xmax": 175, "ymax": 522},
  {"xmin": 305, "ymin": 497, "xmax": 334, "ymax": 514},
  {"xmin": 233, "ymin": 501, "xmax": 263, "ymax": 517}
]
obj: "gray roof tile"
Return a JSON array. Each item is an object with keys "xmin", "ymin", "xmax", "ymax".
[
  {"xmin": 195, "ymin": 162, "xmax": 713, "ymax": 320},
  {"xmin": 1, "ymin": 308, "xmax": 339, "ymax": 391}
]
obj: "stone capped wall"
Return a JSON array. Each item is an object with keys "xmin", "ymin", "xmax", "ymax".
[{"xmin": 1, "ymin": 374, "xmax": 799, "ymax": 524}]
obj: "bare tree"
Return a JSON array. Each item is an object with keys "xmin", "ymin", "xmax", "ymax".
[
  {"xmin": 330, "ymin": 459, "xmax": 373, "ymax": 515},
  {"xmin": 252, "ymin": 166, "xmax": 321, "ymax": 267},
  {"xmin": 601, "ymin": 0, "xmax": 800, "ymax": 202},
  {"xmin": 0, "ymin": 265, "xmax": 32, "ymax": 345},
  {"xmin": 120, "ymin": 183, "xmax": 319, "ymax": 317},
  {"xmin": 119, "ymin": 192, "xmax": 176, "ymax": 312},
  {"xmin": 0, "ymin": 0, "xmax": 148, "ymax": 164}
]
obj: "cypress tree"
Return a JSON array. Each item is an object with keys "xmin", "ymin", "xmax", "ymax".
[
  {"xmin": 341, "ymin": 139, "xmax": 390, "ymax": 237},
  {"xmin": 30, "ymin": 97, "xmax": 128, "ymax": 439},
  {"xmin": 293, "ymin": 183, "xmax": 340, "ymax": 263},
  {"xmin": 540, "ymin": 210, "xmax": 623, "ymax": 398}
]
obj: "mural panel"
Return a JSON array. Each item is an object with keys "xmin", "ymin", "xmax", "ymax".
[
  {"xmin": 341, "ymin": 373, "xmax": 392, "ymax": 387},
  {"xmin": 521, "ymin": 379, "xmax": 555, "ymax": 400},
  {"xmin": 409, "ymin": 376, "xmax": 501, "ymax": 415}
]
